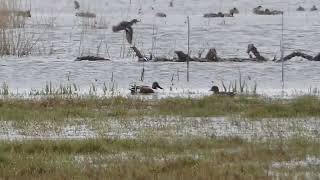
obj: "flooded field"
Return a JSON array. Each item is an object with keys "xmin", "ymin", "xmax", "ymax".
[
  {"xmin": 1, "ymin": 0, "xmax": 320, "ymax": 179},
  {"xmin": 1, "ymin": 117, "xmax": 320, "ymax": 141},
  {"xmin": 1, "ymin": 0, "xmax": 320, "ymax": 96}
]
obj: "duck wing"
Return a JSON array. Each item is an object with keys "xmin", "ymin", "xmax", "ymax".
[
  {"xmin": 112, "ymin": 24, "xmax": 123, "ymax": 32},
  {"xmin": 112, "ymin": 21, "xmax": 128, "ymax": 32},
  {"xmin": 125, "ymin": 26, "xmax": 133, "ymax": 44}
]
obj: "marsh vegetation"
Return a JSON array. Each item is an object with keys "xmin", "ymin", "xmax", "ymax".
[
  {"xmin": 0, "ymin": 0, "xmax": 320, "ymax": 179},
  {"xmin": 0, "ymin": 138, "xmax": 319, "ymax": 179}
]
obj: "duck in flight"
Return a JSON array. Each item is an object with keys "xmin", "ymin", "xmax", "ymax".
[{"xmin": 112, "ymin": 19, "xmax": 139, "ymax": 44}]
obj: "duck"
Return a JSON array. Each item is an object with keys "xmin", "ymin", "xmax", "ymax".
[
  {"xmin": 229, "ymin": 7, "xmax": 239, "ymax": 14},
  {"xmin": 130, "ymin": 82, "xmax": 163, "ymax": 94},
  {"xmin": 174, "ymin": 51, "xmax": 191, "ymax": 62},
  {"xmin": 112, "ymin": 19, "xmax": 139, "ymax": 44},
  {"xmin": 253, "ymin": 6, "xmax": 282, "ymax": 15},
  {"xmin": 311, "ymin": 5, "xmax": 318, "ymax": 11},
  {"xmin": 297, "ymin": 6, "xmax": 305, "ymax": 11},
  {"xmin": 74, "ymin": 1, "xmax": 80, "ymax": 10},
  {"xmin": 155, "ymin": 12, "xmax": 167, "ymax": 17},
  {"xmin": 253, "ymin": 6, "xmax": 264, "ymax": 14},
  {"xmin": 210, "ymin": 86, "xmax": 235, "ymax": 96}
]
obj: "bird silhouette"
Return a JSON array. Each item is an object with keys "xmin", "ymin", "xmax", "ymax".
[
  {"xmin": 112, "ymin": 19, "xmax": 139, "ymax": 44},
  {"xmin": 74, "ymin": 1, "xmax": 80, "ymax": 10}
]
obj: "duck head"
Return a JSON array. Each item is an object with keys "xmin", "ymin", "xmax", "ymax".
[
  {"xmin": 246, "ymin": 44, "xmax": 255, "ymax": 54},
  {"xmin": 131, "ymin": 19, "xmax": 140, "ymax": 24},
  {"xmin": 152, "ymin": 82, "xmax": 163, "ymax": 89},
  {"xmin": 265, "ymin": 8, "xmax": 271, "ymax": 13}
]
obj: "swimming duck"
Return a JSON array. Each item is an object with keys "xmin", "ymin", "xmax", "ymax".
[
  {"xmin": 210, "ymin": 86, "xmax": 235, "ymax": 96},
  {"xmin": 156, "ymin": 12, "xmax": 167, "ymax": 17},
  {"xmin": 130, "ymin": 82, "xmax": 163, "ymax": 94},
  {"xmin": 229, "ymin": 7, "xmax": 239, "ymax": 14},
  {"xmin": 253, "ymin": 6, "xmax": 282, "ymax": 15},
  {"xmin": 311, "ymin": 5, "xmax": 318, "ymax": 11},
  {"xmin": 297, "ymin": 6, "xmax": 305, "ymax": 11},
  {"xmin": 112, "ymin": 19, "xmax": 139, "ymax": 44},
  {"xmin": 174, "ymin": 51, "xmax": 194, "ymax": 62}
]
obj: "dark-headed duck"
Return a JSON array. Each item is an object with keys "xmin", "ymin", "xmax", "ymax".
[
  {"xmin": 130, "ymin": 82, "xmax": 163, "ymax": 94},
  {"xmin": 210, "ymin": 86, "xmax": 235, "ymax": 96}
]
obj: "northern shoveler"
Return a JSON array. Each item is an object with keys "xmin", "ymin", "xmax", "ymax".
[
  {"xmin": 130, "ymin": 82, "xmax": 163, "ymax": 94},
  {"xmin": 112, "ymin": 19, "xmax": 139, "ymax": 44}
]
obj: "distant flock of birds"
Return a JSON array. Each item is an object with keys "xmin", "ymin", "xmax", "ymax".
[{"xmin": 106, "ymin": 3, "xmax": 320, "ymax": 46}]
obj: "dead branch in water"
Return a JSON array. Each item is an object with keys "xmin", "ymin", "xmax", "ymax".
[{"xmin": 130, "ymin": 44, "xmax": 320, "ymax": 63}]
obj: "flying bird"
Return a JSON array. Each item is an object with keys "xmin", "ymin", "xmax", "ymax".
[
  {"xmin": 74, "ymin": 1, "xmax": 80, "ymax": 10},
  {"xmin": 112, "ymin": 19, "xmax": 139, "ymax": 44}
]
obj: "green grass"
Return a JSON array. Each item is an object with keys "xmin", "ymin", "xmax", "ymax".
[
  {"xmin": 1, "ymin": 95, "xmax": 320, "ymax": 122},
  {"xmin": 0, "ymin": 138, "xmax": 319, "ymax": 179}
]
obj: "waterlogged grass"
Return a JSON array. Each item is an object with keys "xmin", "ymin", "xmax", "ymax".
[
  {"xmin": 0, "ymin": 96, "xmax": 148, "ymax": 121},
  {"xmin": 159, "ymin": 95, "xmax": 320, "ymax": 118},
  {"xmin": 0, "ymin": 138, "xmax": 319, "ymax": 179},
  {"xmin": 1, "ymin": 95, "xmax": 320, "ymax": 121}
]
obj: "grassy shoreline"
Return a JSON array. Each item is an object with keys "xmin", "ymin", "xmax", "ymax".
[
  {"xmin": 1, "ymin": 95, "xmax": 320, "ymax": 179},
  {"xmin": 0, "ymin": 137, "xmax": 319, "ymax": 179},
  {"xmin": 0, "ymin": 95, "xmax": 320, "ymax": 121},
  {"xmin": 0, "ymin": 138, "xmax": 320, "ymax": 179}
]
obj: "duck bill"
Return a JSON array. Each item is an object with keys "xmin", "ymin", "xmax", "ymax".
[{"xmin": 157, "ymin": 85, "xmax": 163, "ymax": 89}]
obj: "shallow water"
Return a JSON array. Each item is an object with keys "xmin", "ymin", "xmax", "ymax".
[{"xmin": 1, "ymin": 0, "xmax": 320, "ymax": 96}]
